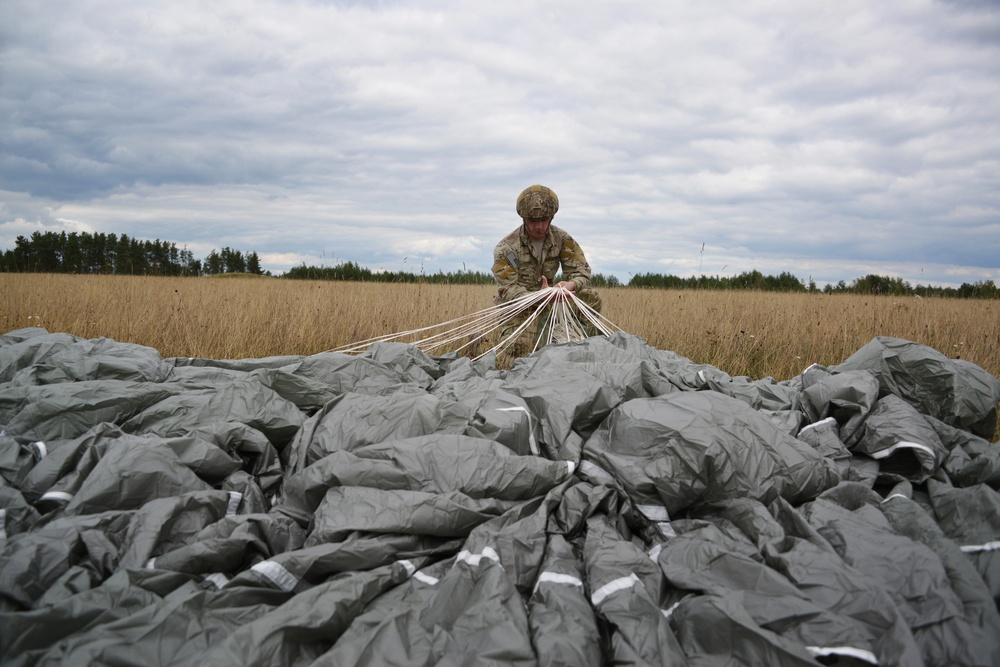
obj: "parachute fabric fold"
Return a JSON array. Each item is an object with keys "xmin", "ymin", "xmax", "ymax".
[{"xmin": 2, "ymin": 328, "xmax": 999, "ymax": 666}]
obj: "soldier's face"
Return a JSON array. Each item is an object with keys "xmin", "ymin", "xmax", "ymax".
[{"xmin": 523, "ymin": 217, "xmax": 552, "ymax": 241}]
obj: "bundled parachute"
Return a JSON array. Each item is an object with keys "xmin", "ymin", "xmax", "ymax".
[{"xmin": 1, "ymin": 326, "xmax": 999, "ymax": 666}]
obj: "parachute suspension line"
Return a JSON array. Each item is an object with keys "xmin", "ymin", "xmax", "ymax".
[
  {"xmin": 487, "ymin": 290, "xmax": 557, "ymax": 359},
  {"xmin": 475, "ymin": 287, "xmax": 620, "ymax": 361},
  {"xmin": 326, "ymin": 300, "xmax": 514, "ymax": 354},
  {"xmin": 324, "ymin": 286, "xmax": 623, "ymax": 359}
]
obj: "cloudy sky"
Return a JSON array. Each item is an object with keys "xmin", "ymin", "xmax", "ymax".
[{"xmin": 2, "ymin": 0, "xmax": 998, "ymax": 288}]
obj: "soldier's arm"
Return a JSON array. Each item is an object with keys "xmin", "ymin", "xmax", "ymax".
[
  {"xmin": 559, "ymin": 234, "xmax": 592, "ymax": 293},
  {"xmin": 493, "ymin": 244, "xmax": 529, "ymax": 303}
]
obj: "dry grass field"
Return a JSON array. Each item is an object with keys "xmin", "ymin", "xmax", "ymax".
[{"xmin": 2, "ymin": 274, "xmax": 999, "ymax": 385}]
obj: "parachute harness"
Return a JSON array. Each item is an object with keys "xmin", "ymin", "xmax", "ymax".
[{"xmin": 327, "ymin": 286, "xmax": 621, "ymax": 360}]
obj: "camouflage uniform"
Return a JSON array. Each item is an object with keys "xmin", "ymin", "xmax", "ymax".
[{"xmin": 492, "ymin": 223, "xmax": 603, "ymax": 352}]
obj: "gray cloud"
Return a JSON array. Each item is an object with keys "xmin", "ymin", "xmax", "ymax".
[{"xmin": 1, "ymin": 0, "xmax": 998, "ymax": 289}]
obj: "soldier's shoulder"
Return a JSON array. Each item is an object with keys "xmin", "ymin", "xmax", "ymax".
[
  {"xmin": 496, "ymin": 227, "xmax": 523, "ymax": 250},
  {"xmin": 549, "ymin": 224, "xmax": 578, "ymax": 245},
  {"xmin": 549, "ymin": 224, "xmax": 573, "ymax": 238}
]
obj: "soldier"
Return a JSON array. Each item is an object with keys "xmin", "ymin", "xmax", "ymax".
[{"xmin": 492, "ymin": 184, "xmax": 603, "ymax": 354}]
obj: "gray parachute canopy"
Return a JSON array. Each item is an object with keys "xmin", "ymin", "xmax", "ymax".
[{"xmin": 2, "ymin": 327, "xmax": 1000, "ymax": 667}]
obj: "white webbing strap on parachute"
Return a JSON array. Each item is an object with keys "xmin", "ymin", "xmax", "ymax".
[
  {"xmin": 251, "ymin": 560, "xmax": 299, "ymax": 592},
  {"xmin": 961, "ymin": 540, "xmax": 1000, "ymax": 553},
  {"xmin": 456, "ymin": 546, "xmax": 502, "ymax": 568},
  {"xmin": 532, "ymin": 571, "xmax": 585, "ymax": 595},
  {"xmin": 806, "ymin": 646, "xmax": 878, "ymax": 665},
  {"xmin": 591, "ymin": 573, "xmax": 641, "ymax": 606},
  {"xmin": 326, "ymin": 286, "xmax": 622, "ymax": 360}
]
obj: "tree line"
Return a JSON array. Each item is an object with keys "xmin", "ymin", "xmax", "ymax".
[
  {"xmin": 628, "ymin": 269, "xmax": 998, "ymax": 299},
  {"xmin": 3, "ymin": 231, "xmax": 996, "ymax": 298},
  {"xmin": 283, "ymin": 262, "xmax": 495, "ymax": 285},
  {"xmin": 820, "ymin": 274, "xmax": 999, "ymax": 299},
  {"xmin": 628, "ymin": 270, "xmax": 806, "ymax": 292},
  {"xmin": 0, "ymin": 231, "xmax": 264, "ymax": 276}
]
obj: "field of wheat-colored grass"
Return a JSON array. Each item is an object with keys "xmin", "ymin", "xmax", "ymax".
[{"xmin": 2, "ymin": 274, "xmax": 999, "ymax": 385}]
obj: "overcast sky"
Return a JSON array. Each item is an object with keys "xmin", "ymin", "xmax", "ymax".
[{"xmin": 2, "ymin": 0, "xmax": 998, "ymax": 288}]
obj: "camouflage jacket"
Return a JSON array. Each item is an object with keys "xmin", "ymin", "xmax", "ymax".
[{"xmin": 492, "ymin": 223, "xmax": 592, "ymax": 303}]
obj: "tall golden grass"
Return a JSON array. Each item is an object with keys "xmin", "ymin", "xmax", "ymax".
[{"xmin": 2, "ymin": 274, "xmax": 999, "ymax": 385}]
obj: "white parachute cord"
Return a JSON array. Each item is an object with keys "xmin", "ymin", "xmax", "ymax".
[
  {"xmin": 536, "ymin": 288, "xmax": 614, "ymax": 346},
  {"xmin": 325, "ymin": 296, "xmax": 533, "ymax": 354},
  {"xmin": 431, "ymin": 289, "xmax": 559, "ymax": 358},
  {"xmin": 547, "ymin": 294, "xmax": 590, "ymax": 345},
  {"xmin": 559, "ymin": 296, "xmax": 589, "ymax": 339},
  {"xmin": 324, "ymin": 284, "xmax": 623, "ymax": 360},
  {"xmin": 484, "ymin": 285, "xmax": 615, "ymax": 358},
  {"xmin": 538, "ymin": 295, "xmax": 569, "ymax": 348},
  {"xmin": 428, "ymin": 287, "xmax": 619, "ymax": 359},
  {"xmin": 327, "ymin": 288, "xmax": 556, "ymax": 355},
  {"xmin": 418, "ymin": 299, "xmax": 531, "ymax": 355},
  {"xmin": 530, "ymin": 292, "xmax": 553, "ymax": 352},
  {"xmin": 511, "ymin": 290, "xmax": 565, "ymax": 356},
  {"xmin": 478, "ymin": 290, "xmax": 555, "ymax": 352},
  {"xmin": 548, "ymin": 292, "xmax": 621, "ymax": 337},
  {"xmin": 479, "ymin": 289, "xmax": 562, "ymax": 359},
  {"xmin": 562, "ymin": 288, "xmax": 619, "ymax": 335}
]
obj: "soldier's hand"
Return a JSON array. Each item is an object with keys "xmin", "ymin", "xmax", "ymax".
[{"xmin": 555, "ymin": 281, "xmax": 576, "ymax": 293}]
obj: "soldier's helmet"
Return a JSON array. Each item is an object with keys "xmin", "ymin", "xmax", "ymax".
[{"xmin": 516, "ymin": 184, "xmax": 559, "ymax": 219}]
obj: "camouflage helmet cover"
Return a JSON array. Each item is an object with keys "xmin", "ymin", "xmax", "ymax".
[{"xmin": 516, "ymin": 184, "xmax": 559, "ymax": 219}]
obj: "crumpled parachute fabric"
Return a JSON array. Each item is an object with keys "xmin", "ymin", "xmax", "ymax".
[{"xmin": 1, "ymin": 327, "xmax": 1000, "ymax": 666}]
